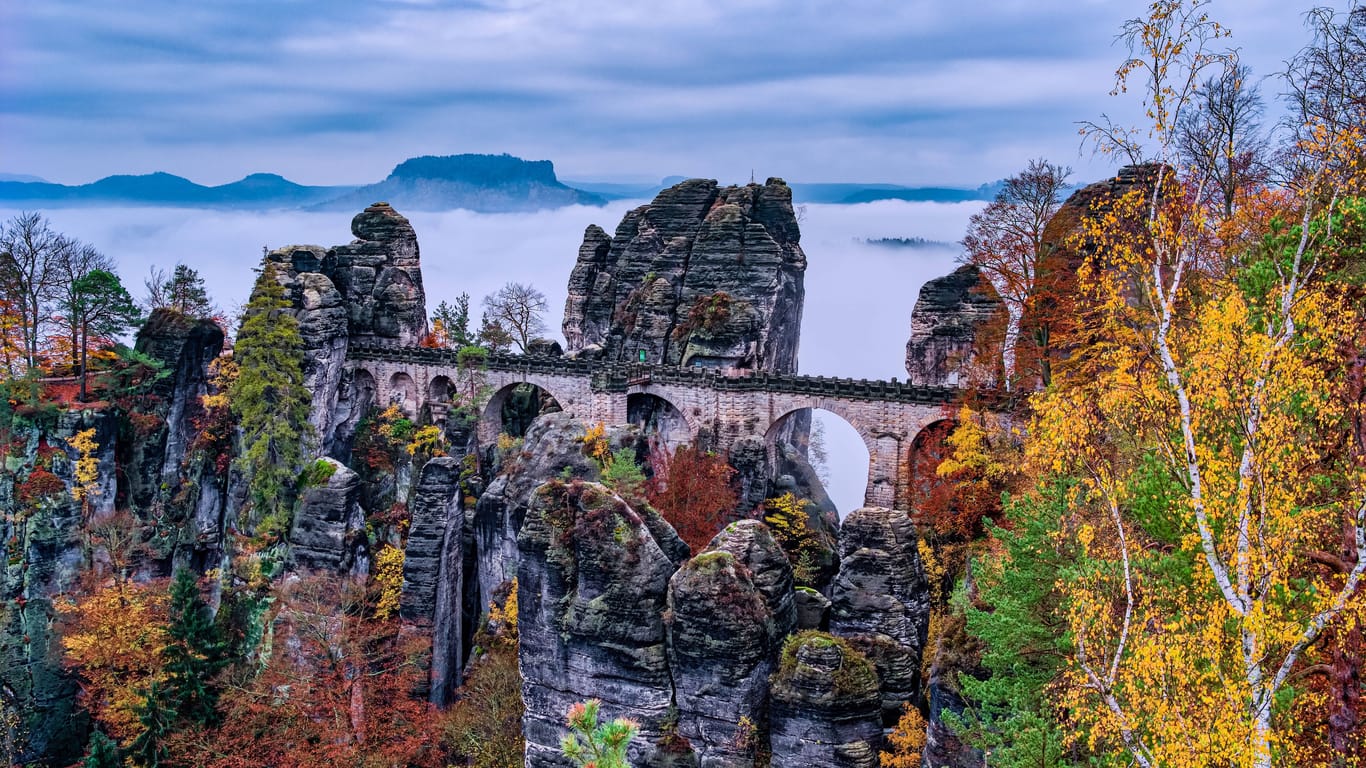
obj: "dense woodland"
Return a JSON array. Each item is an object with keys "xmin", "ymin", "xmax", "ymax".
[{"xmin": 0, "ymin": 1, "xmax": 1364, "ymax": 767}]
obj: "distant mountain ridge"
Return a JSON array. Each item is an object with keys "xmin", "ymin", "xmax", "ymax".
[
  {"xmin": 0, "ymin": 155, "xmax": 1006, "ymax": 211},
  {"xmin": 0, "ymin": 154, "xmax": 603, "ymax": 213}
]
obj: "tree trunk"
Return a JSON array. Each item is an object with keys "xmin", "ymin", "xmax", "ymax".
[{"xmin": 78, "ymin": 323, "xmax": 87, "ymax": 402}]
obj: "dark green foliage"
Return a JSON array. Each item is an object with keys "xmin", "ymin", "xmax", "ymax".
[
  {"xmin": 129, "ymin": 681, "xmax": 175, "ymax": 768},
  {"xmin": 954, "ymin": 481, "xmax": 1076, "ymax": 767},
  {"xmin": 477, "ymin": 312, "xmax": 513, "ymax": 353},
  {"xmin": 433, "ymin": 294, "xmax": 473, "ymax": 348},
  {"xmin": 83, "ymin": 730, "xmax": 121, "ymax": 768},
  {"xmin": 228, "ymin": 263, "xmax": 312, "ymax": 538},
  {"xmin": 163, "ymin": 569, "xmax": 228, "ymax": 726},
  {"xmin": 146, "ymin": 264, "xmax": 215, "ymax": 318},
  {"xmin": 70, "ymin": 269, "xmax": 142, "ymax": 400}
]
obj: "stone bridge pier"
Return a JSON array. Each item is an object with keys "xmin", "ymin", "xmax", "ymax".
[{"xmin": 347, "ymin": 343, "xmax": 961, "ymax": 510}]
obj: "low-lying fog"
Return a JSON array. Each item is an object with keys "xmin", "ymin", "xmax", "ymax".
[{"xmin": 3, "ymin": 199, "xmax": 983, "ymax": 515}]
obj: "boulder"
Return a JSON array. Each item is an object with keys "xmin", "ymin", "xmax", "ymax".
[
  {"xmin": 829, "ymin": 507, "xmax": 930, "ymax": 722},
  {"xmin": 769, "ymin": 632, "xmax": 882, "ymax": 768},
  {"xmin": 287, "ymin": 458, "xmax": 366, "ymax": 573},
  {"xmin": 518, "ymin": 480, "xmax": 680, "ymax": 768}
]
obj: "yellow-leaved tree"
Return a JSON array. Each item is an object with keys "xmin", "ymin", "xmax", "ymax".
[{"xmin": 1031, "ymin": 2, "xmax": 1366, "ymax": 766}]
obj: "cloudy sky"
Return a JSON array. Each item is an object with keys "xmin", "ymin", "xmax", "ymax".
[{"xmin": 1, "ymin": 0, "xmax": 1343, "ymax": 188}]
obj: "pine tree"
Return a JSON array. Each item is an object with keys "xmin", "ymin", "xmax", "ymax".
[
  {"xmin": 82, "ymin": 730, "xmax": 121, "ymax": 768},
  {"xmin": 228, "ymin": 263, "xmax": 312, "ymax": 539},
  {"xmin": 163, "ymin": 569, "xmax": 227, "ymax": 725},
  {"xmin": 128, "ymin": 681, "xmax": 175, "ymax": 768}
]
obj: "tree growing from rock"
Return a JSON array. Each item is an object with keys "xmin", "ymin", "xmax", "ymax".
[
  {"xmin": 68, "ymin": 269, "xmax": 140, "ymax": 401},
  {"xmin": 481, "ymin": 282, "xmax": 547, "ymax": 353},
  {"xmin": 959, "ymin": 158, "xmax": 1071, "ymax": 386},
  {"xmin": 228, "ymin": 263, "xmax": 312, "ymax": 539},
  {"xmin": 143, "ymin": 264, "xmax": 215, "ymax": 319}
]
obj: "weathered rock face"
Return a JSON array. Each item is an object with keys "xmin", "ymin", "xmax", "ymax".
[
  {"xmin": 829, "ymin": 507, "xmax": 930, "ymax": 722},
  {"xmin": 563, "ymin": 178, "xmax": 806, "ymax": 373},
  {"xmin": 904, "ymin": 265, "xmax": 1004, "ymax": 387},
  {"xmin": 260, "ymin": 202, "xmax": 429, "ymax": 451},
  {"xmin": 472, "ymin": 413, "xmax": 689, "ymax": 614},
  {"xmin": 518, "ymin": 480, "xmax": 680, "ymax": 768},
  {"xmin": 400, "ymin": 457, "xmax": 466, "ymax": 705},
  {"xmin": 668, "ymin": 521, "xmax": 795, "ymax": 767},
  {"xmin": 769, "ymin": 632, "xmax": 883, "ymax": 768},
  {"xmin": 0, "ymin": 409, "xmax": 119, "ymax": 764},
  {"xmin": 287, "ymin": 458, "xmax": 367, "ymax": 573}
]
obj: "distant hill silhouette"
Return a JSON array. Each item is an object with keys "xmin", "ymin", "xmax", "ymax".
[{"xmin": 313, "ymin": 154, "xmax": 605, "ymax": 212}]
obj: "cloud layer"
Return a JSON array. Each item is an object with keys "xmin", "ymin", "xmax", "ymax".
[{"xmin": 2, "ymin": 0, "xmax": 1337, "ymax": 187}]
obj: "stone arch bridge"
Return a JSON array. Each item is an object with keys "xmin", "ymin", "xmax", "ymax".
[{"xmin": 347, "ymin": 341, "xmax": 966, "ymax": 509}]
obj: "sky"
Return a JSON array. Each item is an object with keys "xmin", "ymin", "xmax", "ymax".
[{"xmin": 1, "ymin": 0, "xmax": 1347, "ymax": 188}]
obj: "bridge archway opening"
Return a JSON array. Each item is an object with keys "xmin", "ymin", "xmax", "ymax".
[
  {"xmin": 763, "ymin": 408, "xmax": 871, "ymax": 520},
  {"xmin": 484, "ymin": 382, "xmax": 563, "ymax": 439},
  {"xmin": 387, "ymin": 372, "xmax": 419, "ymax": 416},
  {"xmin": 627, "ymin": 393, "xmax": 690, "ymax": 450},
  {"xmin": 428, "ymin": 375, "xmax": 454, "ymax": 404}
]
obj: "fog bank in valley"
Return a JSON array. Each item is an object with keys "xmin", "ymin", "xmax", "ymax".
[{"xmin": 2, "ymin": 198, "xmax": 982, "ymax": 514}]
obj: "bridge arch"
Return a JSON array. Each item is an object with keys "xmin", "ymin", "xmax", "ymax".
[
  {"xmin": 481, "ymin": 380, "xmax": 565, "ymax": 440},
  {"xmin": 763, "ymin": 406, "xmax": 874, "ymax": 517},
  {"xmin": 906, "ymin": 417, "xmax": 958, "ymax": 517},
  {"xmin": 627, "ymin": 392, "xmax": 694, "ymax": 449},
  {"xmin": 388, "ymin": 372, "xmax": 419, "ymax": 416}
]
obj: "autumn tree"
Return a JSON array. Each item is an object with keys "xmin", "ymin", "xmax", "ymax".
[
  {"xmin": 0, "ymin": 212, "xmax": 67, "ymax": 369},
  {"xmin": 1175, "ymin": 62, "xmax": 1268, "ymax": 219},
  {"xmin": 960, "ymin": 159, "xmax": 1071, "ymax": 386},
  {"xmin": 51, "ymin": 239, "xmax": 114, "ymax": 371},
  {"xmin": 173, "ymin": 577, "xmax": 439, "ymax": 768},
  {"xmin": 441, "ymin": 580, "xmax": 523, "ymax": 768},
  {"xmin": 228, "ymin": 263, "xmax": 312, "ymax": 539},
  {"xmin": 481, "ymin": 282, "xmax": 547, "ymax": 353},
  {"xmin": 645, "ymin": 443, "xmax": 738, "ymax": 553},
  {"xmin": 1026, "ymin": 2, "xmax": 1366, "ymax": 765}
]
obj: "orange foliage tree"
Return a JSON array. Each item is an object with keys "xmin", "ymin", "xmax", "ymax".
[
  {"xmin": 646, "ymin": 443, "xmax": 738, "ymax": 553},
  {"xmin": 171, "ymin": 576, "xmax": 440, "ymax": 768}
]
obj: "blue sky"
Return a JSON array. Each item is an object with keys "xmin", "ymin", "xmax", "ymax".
[{"xmin": 0, "ymin": 1, "xmax": 1345, "ymax": 187}]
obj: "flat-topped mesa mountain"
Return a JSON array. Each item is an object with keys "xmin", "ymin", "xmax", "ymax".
[
  {"xmin": 563, "ymin": 177, "xmax": 806, "ymax": 373},
  {"xmin": 314, "ymin": 154, "xmax": 606, "ymax": 212}
]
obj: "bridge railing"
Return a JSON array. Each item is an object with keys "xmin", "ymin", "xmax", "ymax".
[{"xmin": 346, "ymin": 340, "xmax": 977, "ymax": 405}]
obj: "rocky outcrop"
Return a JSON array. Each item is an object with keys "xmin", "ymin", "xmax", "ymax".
[
  {"xmin": 829, "ymin": 507, "xmax": 930, "ymax": 722},
  {"xmin": 518, "ymin": 480, "xmax": 680, "ymax": 768},
  {"xmin": 904, "ymin": 265, "xmax": 1004, "ymax": 387},
  {"xmin": 400, "ymin": 457, "xmax": 466, "ymax": 705},
  {"xmin": 472, "ymin": 414, "xmax": 687, "ymax": 614},
  {"xmin": 563, "ymin": 178, "xmax": 806, "ymax": 373},
  {"xmin": 668, "ymin": 521, "xmax": 795, "ymax": 767},
  {"xmin": 0, "ymin": 409, "xmax": 119, "ymax": 764},
  {"xmin": 287, "ymin": 458, "xmax": 367, "ymax": 573},
  {"xmin": 317, "ymin": 154, "xmax": 606, "ymax": 213},
  {"xmin": 769, "ymin": 632, "xmax": 883, "ymax": 768},
  {"xmin": 260, "ymin": 202, "xmax": 429, "ymax": 451}
]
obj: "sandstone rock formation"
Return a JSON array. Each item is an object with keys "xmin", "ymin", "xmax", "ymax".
[
  {"xmin": 829, "ymin": 507, "xmax": 930, "ymax": 721},
  {"xmin": 261, "ymin": 202, "xmax": 429, "ymax": 451},
  {"xmin": 400, "ymin": 456, "xmax": 466, "ymax": 705},
  {"xmin": 668, "ymin": 521, "xmax": 795, "ymax": 767},
  {"xmin": 287, "ymin": 458, "xmax": 367, "ymax": 573},
  {"xmin": 518, "ymin": 480, "xmax": 680, "ymax": 768},
  {"xmin": 904, "ymin": 264, "xmax": 1004, "ymax": 387},
  {"xmin": 769, "ymin": 632, "xmax": 883, "ymax": 768},
  {"xmin": 563, "ymin": 178, "xmax": 805, "ymax": 373}
]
